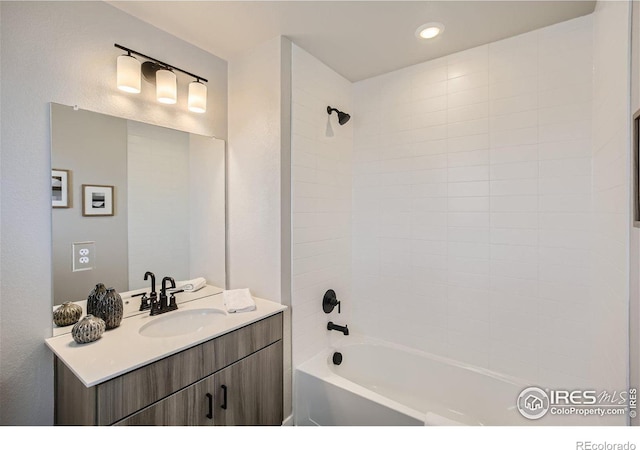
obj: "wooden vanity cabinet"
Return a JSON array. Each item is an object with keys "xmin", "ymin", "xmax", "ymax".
[
  {"xmin": 55, "ymin": 313, "xmax": 283, "ymax": 426},
  {"xmin": 115, "ymin": 341, "xmax": 282, "ymax": 426},
  {"xmin": 211, "ymin": 340, "xmax": 283, "ymax": 425}
]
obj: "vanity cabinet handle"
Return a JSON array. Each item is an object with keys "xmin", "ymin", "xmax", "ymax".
[
  {"xmin": 221, "ymin": 385, "xmax": 227, "ymax": 410},
  {"xmin": 206, "ymin": 393, "xmax": 213, "ymax": 419}
]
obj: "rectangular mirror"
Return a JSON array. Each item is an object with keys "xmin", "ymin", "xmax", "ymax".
[{"xmin": 50, "ymin": 103, "xmax": 226, "ymax": 306}]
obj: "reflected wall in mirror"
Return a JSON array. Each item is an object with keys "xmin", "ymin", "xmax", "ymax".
[{"xmin": 51, "ymin": 103, "xmax": 226, "ymax": 305}]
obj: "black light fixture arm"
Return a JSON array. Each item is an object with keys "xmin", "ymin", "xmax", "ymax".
[{"xmin": 114, "ymin": 43, "xmax": 208, "ymax": 83}]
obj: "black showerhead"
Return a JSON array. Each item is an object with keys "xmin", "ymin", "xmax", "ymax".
[{"xmin": 327, "ymin": 106, "xmax": 351, "ymax": 125}]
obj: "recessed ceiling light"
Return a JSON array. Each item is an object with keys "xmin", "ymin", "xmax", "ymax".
[{"xmin": 416, "ymin": 22, "xmax": 445, "ymax": 40}]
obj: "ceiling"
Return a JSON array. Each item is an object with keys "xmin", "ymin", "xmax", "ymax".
[{"xmin": 108, "ymin": 1, "xmax": 596, "ymax": 82}]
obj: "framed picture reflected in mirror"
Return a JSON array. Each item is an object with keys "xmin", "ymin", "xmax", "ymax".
[
  {"xmin": 82, "ymin": 184, "xmax": 114, "ymax": 216},
  {"xmin": 52, "ymin": 169, "xmax": 70, "ymax": 208}
]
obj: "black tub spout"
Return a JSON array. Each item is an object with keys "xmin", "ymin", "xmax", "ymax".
[{"xmin": 327, "ymin": 321, "xmax": 349, "ymax": 335}]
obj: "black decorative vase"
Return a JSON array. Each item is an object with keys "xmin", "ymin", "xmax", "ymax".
[
  {"xmin": 96, "ymin": 287, "xmax": 123, "ymax": 330},
  {"xmin": 87, "ymin": 283, "xmax": 107, "ymax": 316}
]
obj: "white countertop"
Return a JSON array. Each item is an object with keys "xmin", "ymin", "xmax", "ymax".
[
  {"xmin": 45, "ymin": 286, "xmax": 287, "ymax": 387},
  {"xmin": 51, "ymin": 285, "xmax": 226, "ymax": 337}
]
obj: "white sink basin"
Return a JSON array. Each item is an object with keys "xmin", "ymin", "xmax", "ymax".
[{"xmin": 139, "ymin": 308, "xmax": 226, "ymax": 338}]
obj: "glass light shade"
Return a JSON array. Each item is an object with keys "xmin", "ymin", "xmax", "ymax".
[
  {"xmin": 188, "ymin": 81, "xmax": 207, "ymax": 113},
  {"xmin": 116, "ymin": 55, "xmax": 141, "ymax": 93},
  {"xmin": 156, "ymin": 69, "xmax": 177, "ymax": 104}
]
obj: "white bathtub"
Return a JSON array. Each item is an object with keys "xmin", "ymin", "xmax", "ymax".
[{"xmin": 294, "ymin": 335, "xmax": 601, "ymax": 426}]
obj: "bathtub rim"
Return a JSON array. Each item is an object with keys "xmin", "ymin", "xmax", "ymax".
[
  {"xmin": 295, "ymin": 332, "xmax": 536, "ymax": 425},
  {"xmin": 298, "ymin": 332, "xmax": 535, "ymax": 388}
]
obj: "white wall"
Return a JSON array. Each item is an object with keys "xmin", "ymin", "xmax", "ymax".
[
  {"xmin": 122, "ymin": 122, "xmax": 226, "ymax": 291},
  {"xmin": 228, "ymin": 36, "xmax": 288, "ymax": 301},
  {"xmin": 0, "ymin": 1, "xmax": 227, "ymax": 425},
  {"xmin": 128, "ymin": 121, "xmax": 190, "ymax": 288},
  {"xmin": 189, "ymin": 136, "xmax": 226, "ymax": 289},
  {"xmin": 290, "ymin": 44, "xmax": 353, "ymax": 367},
  {"xmin": 227, "ymin": 35, "xmax": 293, "ymax": 420},
  {"xmin": 352, "ymin": 16, "xmax": 599, "ymax": 391},
  {"xmin": 591, "ymin": 0, "xmax": 631, "ymax": 407}
]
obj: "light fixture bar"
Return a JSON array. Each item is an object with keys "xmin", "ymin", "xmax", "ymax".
[{"xmin": 114, "ymin": 43, "xmax": 208, "ymax": 83}]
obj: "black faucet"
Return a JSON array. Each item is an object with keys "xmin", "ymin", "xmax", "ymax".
[
  {"xmin": 161, "ymin": 276, "xmax": 176, "ymax": 299},
  {"xmin": 137, "ymin": 271, "xmax": 156, "ymax": 311},
  {"xmin": 144, "ymin": 271, "xmax": 156, "ymax": 298},
  {"xmin": 327, "ymin": 321, "xmax": 349, "ymax": 336},
  {"xmin": 151, "ymin": 276, "xmax": 178, "ymax": 316}
]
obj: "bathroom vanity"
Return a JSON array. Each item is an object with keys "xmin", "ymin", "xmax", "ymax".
[
  {"xmin": 46, "ymin": 288, "xmax": 286, "ymax": 426},
  {"xmin": 44, "ymin": 104, "xmax": 290, "ymax": 426}
]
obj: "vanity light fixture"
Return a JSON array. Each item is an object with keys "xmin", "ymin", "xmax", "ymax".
[
  {"xmin": 188, "ymin": 80, "xmax": 207, "ymax": 113},
  {"xmin": 116, "ymin": 51, "xmax": 141, "ymax": 94},
  {"xmin": 114, "ymin": 43, "xmax": 208, "ymax": 113},
  {"xmin": 156, "ymin": 68, "xmax": 177, "ymax": 105}
]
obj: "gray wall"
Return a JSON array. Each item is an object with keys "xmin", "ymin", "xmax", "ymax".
[
  {"xmin": 0, "ymin": 1, "xmax": 227, "ymax": 425},
  {"xmin": 51, "ymin": 104, "xmax": 129, "ymax": 304}
]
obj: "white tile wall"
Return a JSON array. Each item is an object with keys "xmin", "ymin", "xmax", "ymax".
[
  {"xmin": 352, "ymin": 15, "xmax": 599, "ymax": 389},
  {"xmin": 289, "ymin": 10, "xmax": 629, "ymax": 423},
  {"xmin": 291, "ymin": 44, "xmax": 353, "ymax": 366},
  {"xmin": 590, "ymin": 0, "xmax": 630, "ymax": 411}
]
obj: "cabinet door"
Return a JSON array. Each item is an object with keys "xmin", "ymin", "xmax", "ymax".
[
  {"xmin": 95, "ymin": 313, "xmax": 283, "ymax": 425},
  {"xmin": 213, "ymin": 341, "xmax": 283, "ymax": 426},
  {"xmin": 115, "ymin": 375, "xmax": 217, "ymax": 426}
]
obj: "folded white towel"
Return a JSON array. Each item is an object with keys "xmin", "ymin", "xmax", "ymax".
[
  {"xmin": 174, "ymin": 277, "xmax": 207, "ymax": 292},
  {"xmin": 223, "ymin": 288, "xmax": 256, "ymax": 313}
]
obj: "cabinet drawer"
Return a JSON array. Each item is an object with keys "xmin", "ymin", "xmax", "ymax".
[
  {"xmin": 95, "ymin": 313, "xmax": 282, "ymax": 425},
  {"xmin": 114, "ymin": 374, "xmax": 216, "ymax": 426},
  {"xmin": 114, "ymin": 341, "xmax": 283, "ymax": 426}
]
